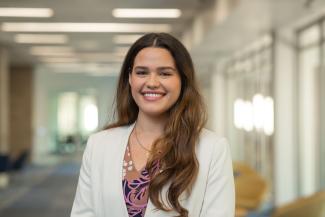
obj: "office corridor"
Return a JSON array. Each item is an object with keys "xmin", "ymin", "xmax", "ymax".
[
  {"xmin": 0, "ymin": 159, "xmax": 80, "ymax": 217},
  {"xmin": 1, "ymin": 0, "xmax": 325, "ymax": 216}
]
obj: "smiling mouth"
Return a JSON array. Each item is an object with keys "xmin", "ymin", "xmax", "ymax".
[
  {"xmin": 142, "ymin": 92, "xmax": 166, "ymax": 100},
  {"xmin": 143, "ymin": 93, "xmax": 164, "ymax": 97}
]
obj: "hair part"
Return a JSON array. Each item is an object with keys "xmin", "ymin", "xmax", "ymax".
[{"xmin": 106, "ymin": 33, "xmax": 207, "ymax": 217}]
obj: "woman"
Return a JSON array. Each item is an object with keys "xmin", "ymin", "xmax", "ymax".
[{"xmin": 71, "ymin": 33, "xmax": 235, "ymax": 217}]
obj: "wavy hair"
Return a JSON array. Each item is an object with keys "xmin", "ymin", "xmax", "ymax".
[{"xmin": 106, "ymin": 33, "xmax": 206, "ymax": 217}]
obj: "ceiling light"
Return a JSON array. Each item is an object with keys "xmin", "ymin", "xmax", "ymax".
[
  {"xmin": 112, "ymin": 8, "xmax": 181, "ymax": 18},
  {"xmin": 40, "ymin": 57, "xmax": 80, "ymax": 63},
  {"xmin": 43, "ymin": 63, "xmax": 120, "ymax": 76},
  {"xmin": 0, "ymin": 8, "xmax": 53, "ymax": 17},
  {"xmin": 1, "ymin": 22, "xmax": 171, "ymax": 32},
  {"xmin": 15, "ymin": 34, "xmax": 68, "ymax": 44},
  {"xmin": 30, "ymin": 46, "xmax": 75, "ymax": 56},
  {"xmin": 44, "ymin": 63, "xmax": 84, "ymax": 68},
  {"xmin": 77, "ymin": 41, "xmax": 99, "ymax": 50},
  {"xmin": 113, "ymin": 34, "xmax": 143, "ymax": 44},
  {"xmin": 31, "ymin": 51, "xmax": 75, "ymax": 56},
  {"xmin": 78, "ymin": 53, "xmax": 123, "ymax": 62}
]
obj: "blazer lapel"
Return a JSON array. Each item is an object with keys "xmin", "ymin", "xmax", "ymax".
[{"xmin": 117, "ymin": 123, "xmax": 136, "ymax": 217}]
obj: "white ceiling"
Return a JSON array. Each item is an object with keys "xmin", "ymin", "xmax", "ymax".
[
  {"xmin": 1, "ymin": 0, "xmax": 325, "ymax": 74},
  {"xmin": 0, "ymin": 0, "xmax": 214, "ymax": 67},
  {"xmin": 191, "ymin": 0, "xmax": 325, "ymax": 72}
]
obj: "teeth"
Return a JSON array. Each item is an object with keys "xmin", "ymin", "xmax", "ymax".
[{"xmin": 144, "ymin": 93, "xmax": 162, "ymax": 97}]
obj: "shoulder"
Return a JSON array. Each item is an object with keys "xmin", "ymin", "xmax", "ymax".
[
  {"xmin": 199, "ymin": 128, "xmax": 229, "ymax": 149},
  {"xmin": 86, "ymin": 124, "xmax": 131, "ymax": 149},
  {"xmin": 89, "ymin": 125, "xmax": 129, "ymax": 140},
  {"xmin": 197, "ymin": 128, "xmax": 230, "ymax": 161},
  {"xmin": 83, "ymin": 124, "xmax": 132, "ymax": 160}
]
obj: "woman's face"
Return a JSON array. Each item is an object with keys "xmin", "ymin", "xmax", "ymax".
[{"xmin": 129, "ymin": 47, "xmax": 181, "ymax": 118}]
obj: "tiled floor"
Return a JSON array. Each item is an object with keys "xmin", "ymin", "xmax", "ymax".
[{"xmin": 0, "ymin": 156, "xmax": 81, "ymax": 217}]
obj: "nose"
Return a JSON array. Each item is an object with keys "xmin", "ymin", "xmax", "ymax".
[{"xmin": 146, "ymin": 73, "xmax": 160, "ymax": 88}]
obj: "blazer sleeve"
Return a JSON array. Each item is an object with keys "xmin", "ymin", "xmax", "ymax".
[
  {"xmin": 200, "ymin": 138, "xmax": 235, "ymax": 217},
  {"xmin": 70, "ymin": 136, "xmax": 95, "ymax": 217}
]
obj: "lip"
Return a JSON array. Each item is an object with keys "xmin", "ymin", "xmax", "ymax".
[
  {"xmin": 141, "ymin": 90, "xmax": 166, "ymax": 95},
  {"xmin": 141, "ymin": 91, "xmax": 166, "ymax": 101}
]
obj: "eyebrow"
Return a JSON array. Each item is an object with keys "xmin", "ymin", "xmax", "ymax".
[{"xmin": 133, "ymin": 66, "xmax": 177, "ymax": 71}]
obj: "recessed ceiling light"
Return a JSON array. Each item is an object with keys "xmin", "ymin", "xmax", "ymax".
[
  {"xmin": 15, "ymin": 34, "xmax": 68, "ymax": 44},
  {"xmin": 43, "ymin": 63, "xmax": 120, "ymax": 76},
  {"xmin": 78, "ymin": 53, "xmax": 123, "ymax": 62},
  {"xmin": 30, "ymin": 46, "xmax": 75, "ymax": 56},
  {"xmin": 40, "ymin": 57, "xmax": 80, "ymax": 63},
  {"xmin": 44, "ymin": 63, "xmax": 84, "ymax": 68},
  {"xmin": 76, "ymin": 41, "xmax": 99, "ymax": 50},
  {"xmin": 0, "ymin": 8, "xmax": 53, "ymax": 17},
  {"xmin": 112, "ymin": 8, "xmax": 181, "ymax": 18},
  {"xmin": 1, "ymin": 22, "xmax": 171, "ymax": 32},
  {"xmin": 113, "ymin": 34, "xmax": 143, "ymax": 44}
]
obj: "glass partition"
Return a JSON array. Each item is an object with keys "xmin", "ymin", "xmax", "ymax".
[
  {"xmin": 223, "ymin": 35, "xmax": 274, "ymax": 200},
  {"xmin": 297, "ymin": 18, "xmax": 325, "ymax": 196},
  {"xmin": 55, "ymin": 91, "xmax": 98, "ymax": 154}
]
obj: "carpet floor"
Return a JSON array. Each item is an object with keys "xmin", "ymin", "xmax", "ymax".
[{"xmin": 0, "ymin": 162, "xmax": 80, "ymax": 217}]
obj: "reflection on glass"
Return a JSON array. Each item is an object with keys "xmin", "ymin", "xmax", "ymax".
[
  {"xmin": 80, "ymin": 96, "xmax": 98, "ymax": 133},
  {"xmin": 234, "ymin": 99, "xmax": 245, "ymax": 129},
  {"xmin": 57, "ymin": 92, "xmax": 78, "ymax": 137},
  {"xmin": 263, "ymin": 97, "xmax": 274, "ymax": 136},
  {"xmin": 243, "ymin": 101, "xmax": 254, "ymax": 132},
  {"xmin": 253, "ymin": 94, "xmax": 265, "ymax": 130},
  {"xmin": 234, "ymin": 94, "xmax": 274, "ymax": 135}
]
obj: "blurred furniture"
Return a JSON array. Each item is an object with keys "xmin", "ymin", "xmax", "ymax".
[
  {"xmin": 234, "ymin": 162, "xmax": 268, "ymax": 217},
  {"xmin": 0, "ymin": 150, "xmax": 29, "ymax": 172},
  {"xmin": 271, "ymin": 191, "xmax": 325, "ymax": 217},
  {"xmin": 0, "ymin": 154, "xmax": 10, "ymax": 188},
  {"xmin": 234, "ymin": 162, "xmax": 268, "ymax": 209},
  {"xmin": 11, "ymin": 150, "xmax": 29, "ymax": 170},
  {"xmin": 0, "ymin": 150, "xmax": 29, "ymax": 188},
  {"xmin": 0, "ymin": 154, "xmax": 10, "ymax": 172}
]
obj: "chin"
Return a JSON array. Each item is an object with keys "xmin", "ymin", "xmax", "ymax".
[{"xmin": 140, "ymin": 109, "xmax": 169, "ymax": 118}]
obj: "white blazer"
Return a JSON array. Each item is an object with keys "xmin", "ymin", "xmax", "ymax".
[{"xmin": 71, "ymin": 123, "xmax": 235, "ymax": 217}]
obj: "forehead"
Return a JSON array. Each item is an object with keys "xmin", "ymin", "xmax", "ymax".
[{"xmin": 133, "ymin": 47, "xmax": 175, "ymax": 67}]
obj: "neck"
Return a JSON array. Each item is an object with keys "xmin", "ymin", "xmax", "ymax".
[{"xmin": 135, "ymin": 112, "xmax": 167, "ymax": 136}]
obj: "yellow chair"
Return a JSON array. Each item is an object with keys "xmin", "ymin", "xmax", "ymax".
[
  {"xmin": 233, "ymin": 162, "xmax": 268, "ymax": 210},
  {"xmin": 271, "ymin": 191, "xmax": 325, "ymax": 217}
]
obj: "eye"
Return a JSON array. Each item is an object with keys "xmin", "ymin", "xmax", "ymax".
[
  {"xmin": 159, "ymin": 71, "xmax": 172, "ymax": 77},
  {"xmin": 135, "ymin": 70, "xmax": 148, "ymax": 76}
]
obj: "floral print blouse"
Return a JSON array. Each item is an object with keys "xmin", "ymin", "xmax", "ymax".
[{"xmin": 122, "ymin": 144, "xmax": 159, "ymax": 217}]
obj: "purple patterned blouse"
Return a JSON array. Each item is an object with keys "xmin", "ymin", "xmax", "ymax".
[{"xmin": 122, "ymin": 144, "xmax": 159, "ymax": 217}]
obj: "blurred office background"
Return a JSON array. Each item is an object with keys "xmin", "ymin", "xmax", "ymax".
[{"xmin": 0, "ymin": 0, "xmax": 325, "ymax": 216}]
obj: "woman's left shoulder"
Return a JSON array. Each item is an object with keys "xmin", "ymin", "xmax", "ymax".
[
  {"xmin": 198, "ymin": 128, "xmax": 230, "ymax": 154},
  {"xmin": 199, "ymin": 129, "xmax": 228, "ymax": 145}
]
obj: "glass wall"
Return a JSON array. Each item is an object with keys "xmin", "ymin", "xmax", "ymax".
[
  {"xmin": 55, "ymin": 91, "xmax": 98, "ymax": 154},
  {"xmin": 223, "ymin": 35, "xmax": 274, "ymax": 198},
  {"xmin": 297, "ymin": 18, "xmax": 325, "ymax": 195}
]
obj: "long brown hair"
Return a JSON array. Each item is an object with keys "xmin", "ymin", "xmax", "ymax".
[{"xmin": 106, "ymin": 33, "xmax": 206, "ymax": 217}]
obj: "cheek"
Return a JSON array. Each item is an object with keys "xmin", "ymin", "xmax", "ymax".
[
  {"xmin": 130, "ymin": 84, "xmax": 138, "ymax": 100},
  {"xmin": 129, "ymin": 76, "xmax": 139, "ymax": 91}
]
